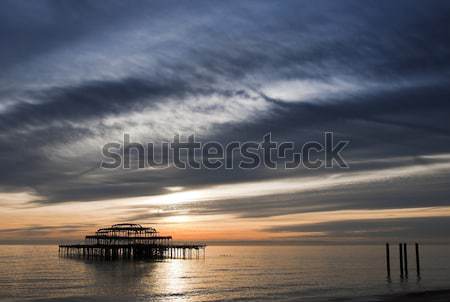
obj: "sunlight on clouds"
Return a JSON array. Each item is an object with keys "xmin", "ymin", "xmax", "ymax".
[
  {"xmin": 51, "ymin": 153, "xmax": 450, "ymax": 211},
  {"xmin": 0, "ymin": 191, "xmax": 40, "ymax": 207},
  {"xmin": 43, "ymin": 91, "xmax": 271, "ymax": 160},
  {"xmin": 165, "ymin": 186, "xmax": 185, "ymax": 192},
  {"xmin": 97, "ymin": 91, "xmax": 270, "ymax": 138},
  {"xmin": 163, "ymin": 215, "xmax": 192, "ymax": 224},
  {"xmin": 130, "ymin": 155, "xmax": 450, "ymax": 206},
  {"xmin": 261, "ymin": 78, "xmax": 361, "ymax": 103}
]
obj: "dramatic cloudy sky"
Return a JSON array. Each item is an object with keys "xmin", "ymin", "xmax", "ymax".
[{"xmin": 1, "ymin": 0, "xmax": 450, "ymax": 243}]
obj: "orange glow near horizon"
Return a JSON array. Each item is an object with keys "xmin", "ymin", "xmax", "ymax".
[
  {"xmin": 2, "ymin": 200, "xmax": 450, "ymax": 242},
  {"xmin": 2, "ymin": 159, "xmax": 450, "ymax": 243}
]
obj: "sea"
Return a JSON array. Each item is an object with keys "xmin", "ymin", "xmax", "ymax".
[{"xmin": 1, "ymin": 245, "xmax": 450, "ymax": 302}]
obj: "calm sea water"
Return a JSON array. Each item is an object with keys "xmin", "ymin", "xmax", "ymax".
[{"xmin": 1, "ymin": 245, "xmax": 450, "ymax": 302}]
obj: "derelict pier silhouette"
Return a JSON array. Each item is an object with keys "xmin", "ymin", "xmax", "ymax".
[{"xmin": 59, "ymin": 223, "xmax": 206, "ymax": 260}]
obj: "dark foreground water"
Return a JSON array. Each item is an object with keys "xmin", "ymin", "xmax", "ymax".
[{"xmin": 1, "ymin": 245, "xmax": 450, "ymax": 302}]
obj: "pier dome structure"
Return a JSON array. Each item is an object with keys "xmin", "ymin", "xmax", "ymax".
[{"xmin": 85, "ymin": 223, "xmax": 172, "ymax": 246}]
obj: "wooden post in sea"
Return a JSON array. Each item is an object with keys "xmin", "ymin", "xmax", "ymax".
[
  {"xmin": 403, "ymin": 243, "xmax": 408, "ymax": 277},
  {"xmin": 399, "ymin": 243, "xmax": 404, "ymax": 277},
  {"xmin": 415, "ymin": 242, "xmax": 421, "ymax": 277},
  {"xmin": 386, "ymin": 243, "xmax": 391, "ymax": 277}
]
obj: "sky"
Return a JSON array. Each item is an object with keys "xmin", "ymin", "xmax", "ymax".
[{"xmin": 1, "ymin": 0, "xmax": 450, "ymax": 244}]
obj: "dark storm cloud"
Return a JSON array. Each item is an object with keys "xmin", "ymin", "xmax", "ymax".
[
  {"xmin": 0, "ymin": 223, "xmax": 95, "ymax": 235},
  {"xmin": 0, "ymin": 76, "xmax": 211, "ymax": 131},
  {"xmin": 0, "ymin": 0, "xmax": 450, "ymax": 223},
  {"xmin": 0, "ymin": 223, "xmax": 99, "ymax": 244},
  {"xmin": 266, "ymin": 216, "xmax": 450, "ymax": 241},
  {"xmin": 0, "ymin": 0, "xmax": 180, "ymax": 72}
]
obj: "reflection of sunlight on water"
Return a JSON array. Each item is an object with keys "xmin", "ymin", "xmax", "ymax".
[{"xmin": 152, "ymin": 260, "xmax": 190, "ymax": 301}]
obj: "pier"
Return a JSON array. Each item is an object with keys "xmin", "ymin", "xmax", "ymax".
[{"xmin": 59, "ymin": 223, "xmax": 206, "ymax": 260}]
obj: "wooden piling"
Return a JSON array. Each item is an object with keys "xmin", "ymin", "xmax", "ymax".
[
  {"xmin": 399, "ymin": 243, "xmax": 403, "ymax": 277},
  {"xmin": 415, "ymin": 242, "xmax": 420, "ymax": 276},
  {"xmin": 403, "ymin": 243, "xmax": 408, "ymax": 277},
  {"xmin": 385, "ymin": 243, "xmax": 390, "ymax": 277}
]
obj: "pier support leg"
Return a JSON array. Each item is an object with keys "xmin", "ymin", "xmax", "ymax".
[
  {"xmin": 403, "ymin": 243, "xmax": 408, "ymax": 277},
  {"xmin": 386, "ymin": 243, "xmax": 390, "ymax": 277},
  {"xmin": 399, "ymin": 243, "xmax": 404, "ymax": 277},
  {"xmin": 415, "ymin": 242, "xmax": 421, "ymax": 277}
]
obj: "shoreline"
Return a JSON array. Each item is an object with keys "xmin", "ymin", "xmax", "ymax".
[{"xmin": 374, "ymin": 289, "xmax": 450, "ymax": 302}]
